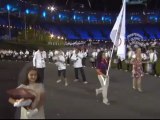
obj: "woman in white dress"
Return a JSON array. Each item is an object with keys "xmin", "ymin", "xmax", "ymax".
[{"xmin": 8, "ymin": 67, "xmax": 45, "ymax": 119}]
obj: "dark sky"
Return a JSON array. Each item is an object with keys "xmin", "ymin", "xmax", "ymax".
[{"xmin": 25, "ymin": 0, "xmax": 160, "ymax": 12}]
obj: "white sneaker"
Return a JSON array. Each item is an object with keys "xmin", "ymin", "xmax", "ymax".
[
  {"xmin": 103, "ymin": 102, "xmax": 110, "ymax": 105},
  {"xmin": 83, "ymin": 81, "xmax": 88, "ymax": 84},
  {"xmin": 56, "ymin": 79, "xmax": 62, "ymax": 83},
  {"xmin": 154, "ymin": 75, "xmax": 157, "ymax": 77},
  {"xmin": 74, "ymin": 79, "xmax": 78, "ymax": 82},
  {"xmin": 103, "ymin": 101, "xmax": 110, "ymax": 105},
  {"xmin": 65, "ymin": 82, "xmax": 68, "ymax": 86}
]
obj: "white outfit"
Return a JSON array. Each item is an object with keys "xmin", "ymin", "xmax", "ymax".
[
  {"xmin": 71, "ymin": 52, "xmax": 83, "ymax": 68},
  {"xmin": 128, "ymin": 51, "xmax": 134, "ymax": 60},
  {"xmin": 55, "ymin": 55, "xmax": 66, "ymax": 70},
  {"xmin": 149, "ymin": 52, "xmax": 157, "ymax": 63},
  {"xmin": 33, "ymin": 50, "xmax": 46, "ymax": 68},
  {"xmin": 91, "ymin": 51, "xmax": 98, "ymax": 59},
  {"xmin": 48, "ymin": 51, "xmax": 53, "ymax": 59}
]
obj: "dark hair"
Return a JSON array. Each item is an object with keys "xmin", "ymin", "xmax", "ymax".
[
  {"xmin": 23, "ymin": 67, "xmax": 40, "ymax": 85},
  {"xmin": 96, "ymin": 51, "xmax": 104, "ymax": 64}
]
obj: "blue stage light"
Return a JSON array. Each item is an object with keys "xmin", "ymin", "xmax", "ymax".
[
  {"xmin": 73, "ymin": 15, "xmax": 76, "ymax": 20},
  {"xmin": 42, "ymin": 11, "xmax": 46, "ymax": 17},
  {"xmin": 6, "ymin": 4, "xmax": 11, "ymax": 11},
  {"xmin": 88, "ymin": 16, "xmax": 90, "ymax": 21},
  {"xmin": 25, "ymin": 9, "xmax": 29, "ymax": 14},
  {"xmin": 59, "ymin": 14, "xmax": 62, "ymax": 19},
  {"xmin": 102, "ymin": 16, "xmax": 104, "ymax": 21}
]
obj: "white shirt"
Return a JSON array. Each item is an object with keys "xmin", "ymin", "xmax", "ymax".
[
  {"xmin": 141, "ymin": 53, "xmax": 148, "ymax": 60},
  {"xmin": 25, "ymin": 50, "xmax": 29, "ymax": 55},
  {"xmin": 48, "ymin": 51, "xmax": 53, "ymax": 58},
  {"xmin": 54, "ymin": 50, "xmax": 59, "ymax": 56},
  {"xmin": 33, "ymin": 50, "xmax": 46, "ymax": 68},
  {"xmin": 82, "ymin": 52, "xmax": 87, "ymax": 58},
  {"xmin": 19, "ymin": 51, "xmax": 24, "ymax": 55},
  {"xmin": 65, "ymin": 51, "xmax": 71, "ymax": 58},
  {"xmin": 149, "ymin": 52, "xmax": 157, "ymax": 63},
  {"xmin": 71, "ymin": 52, "xmax": 83, "ymax": 68},
  {"xmin": 55, "ymin": 55, "xmax": 66, "ymax": 70},
  {"xmin": 128, "ymin": 51, "xmax": 134, "ymax": 59},
  {"xmin": 92, "ymin": 51, "xmax": 98, "ymax": 58}
]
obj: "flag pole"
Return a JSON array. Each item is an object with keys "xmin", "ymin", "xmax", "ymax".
[{"xmin": 106, "ymin": 45, "xmax": 115, "ymax": 76}]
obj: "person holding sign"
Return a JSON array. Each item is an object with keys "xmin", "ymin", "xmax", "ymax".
[{"xmin": 95, "ymin": 51, "xmax": 110, "ymax": 105}]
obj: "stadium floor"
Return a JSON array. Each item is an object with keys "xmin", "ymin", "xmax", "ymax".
[{"xmin": 0, "ymin": 61, "xmax": 160, "ymax": 119}]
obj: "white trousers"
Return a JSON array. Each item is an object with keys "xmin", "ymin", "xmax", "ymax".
[{"xmin": 97, "ymin": 75, "xmax": 109, "ymax": 103}]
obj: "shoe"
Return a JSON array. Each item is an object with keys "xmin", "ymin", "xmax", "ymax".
[
  {"xmin": 125, "ymin": 70, "xmax": 128, "ymax": 72},
  {"xmin": 83, "ymin": 81, "xmax": 88, "ymax": 84},
  {"xmin": 65, "ymin": 82, "xmax": 68, "ymax": 86},
  {"xmin": 74, "ymin": 79, "xmax": 78, "ymax": 82},
  {"xmin": 133, "ymin": 86, "xmax": 136, "ymax": 90},
  {"xmin": 138, "ymin": 88, "xmax": 143, "ymax": 92},
  {"xmin": 56, "ymin": 79, "xmax": 62, "ymax": 83},
  {"xmin": 154, "ymin": 74, "xmax": 157, "ymax": 77},
  {"xmin": 103, "ymin": 101, "xmax": 110, "ymax": 105}
]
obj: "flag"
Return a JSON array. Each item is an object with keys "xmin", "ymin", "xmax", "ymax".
[{"xmin": 110, "ymin": 0, "xmax": 126, "ymax": 60}]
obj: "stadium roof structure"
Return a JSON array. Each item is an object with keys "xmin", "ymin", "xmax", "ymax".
[{"xmin": 18, "ymin": 0, "xmax": 160, "ymax": 12}]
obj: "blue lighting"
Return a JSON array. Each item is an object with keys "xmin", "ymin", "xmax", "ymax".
[
  {"xmin": 130, "ymin": 15, "xmax": 141, "ymax": 22},
  {"xmin": 25, "ymin": 9, "xmax": 29, "ymax": 14},
  {"xmin": 102, "ymin": 16, "xmax": 104, "ymax": 21},
  {"xmin": 42, "ymin": 11, "xmax": 46, "ymax": 17},
  {"xmin": 88, "ymin": 16, "xmax": 90, "ymax": 21},
  {"xmin": 149, "ymin": 16, "xmax": 158, "ymax": 22},
  {"xmin": 6, "ymin": 4, "xmax": 11, "ymax": 11},
  {"xmin": 73, "ymin": 15, "xmax": 76, "ymax": 20},
  {"xmin": 59, "ymin": 14, "xmax": 62, "ymax": 19}
]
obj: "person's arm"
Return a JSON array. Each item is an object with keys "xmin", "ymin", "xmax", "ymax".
[
  {"xmin": 154, "ymin": 54, "xmax": 158, "ymax": 62},
  {"xmin": 70, "ymin": 54, "xmax": 77, "ymax": 61},
  {"xmin": 96, "ymin": 69, "xmax": 106, "ymax": 77},
  {"xmin": 58, "ymin": 56, "xmax": 65, "ymax": 63},
  {"xmin": 77, "ymin": 53, "xmax": 83, "ymax": 59},
  {"xmin": 33, "ymin": 52, "xmax": 36, "ymax": 67}
]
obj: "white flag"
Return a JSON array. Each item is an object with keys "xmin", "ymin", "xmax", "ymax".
[{"xmin": 110, "ymin": 0, "xmax": 126, "ymax": 60}]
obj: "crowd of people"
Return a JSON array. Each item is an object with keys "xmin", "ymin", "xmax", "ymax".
[
  {"xmin": 1, "ymin": 40, "xmax": 159, "ymax": 77},
  {"xmin": 5, "ymin": 39, "xmax": 160, "ymax": 119}
]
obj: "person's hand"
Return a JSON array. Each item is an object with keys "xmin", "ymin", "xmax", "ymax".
[
  {"xmin": 132, "ymin": 70, "xmax": 135, "ymax": 74},
  {"xmin": 103, "ymin": 75, "xmax": 109, "ymax": 79},
  {"xmin": 16, "ymin": 98, "xmax": 25, "ymax": 102},
  {"xmin": 106, "ymin": 75, "xmax": 109, "ymax": 79}
]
